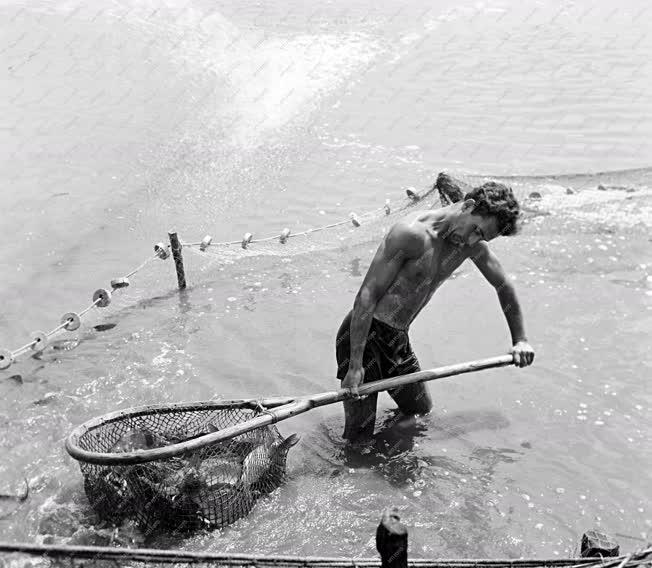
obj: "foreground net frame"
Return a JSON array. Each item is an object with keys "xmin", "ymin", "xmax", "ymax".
[{"xmin": 66, "ymin": 399, "xmax": 297, "ymax": 534}]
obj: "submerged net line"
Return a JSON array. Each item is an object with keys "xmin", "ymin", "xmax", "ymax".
[
  {"xmin": 0, "ymin": 542, "xmax": 649, "ymax": 567},
  {"xmin": 182, "ymin": 205, "xmax": 386, "ymax": 248},
  {"xmin": 0, "ymin": 181, "xmax": 441, "ymax": 533},
  {"xmin": 180, "ymin": 184, "xmax": 440, "ymax": 259},
  {"xmin": 0, "ymin": 181, "xmax": 441, "ymax": 372}
]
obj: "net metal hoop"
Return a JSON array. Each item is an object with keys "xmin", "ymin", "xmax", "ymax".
[{"xmin": 65, "ymin": 398, "xmax": 295, "ymax": 466}]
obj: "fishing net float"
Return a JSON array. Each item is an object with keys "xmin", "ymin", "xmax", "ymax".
[
  {"xmin": 0, "ymin": 172, "xmax": 473, "ymax": 370},
  {"xmin": 182, "ymin": 204, "xmax": 390, "ymax": 251},
  {"xmin": 1, "ymin": 173, "xmax": 455, "ymax": 369},
  {"xmin": 66, "ymin": 355, "xmax": 513, "ymax": 532},
  {"xmin": 0, "ymin": 247, "xmax": 170, "ymax": 370}
]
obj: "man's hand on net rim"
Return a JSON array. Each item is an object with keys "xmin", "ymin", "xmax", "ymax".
[{"xmin": 511, "ymin": 340, "xmax": 535, "ymax": 368}]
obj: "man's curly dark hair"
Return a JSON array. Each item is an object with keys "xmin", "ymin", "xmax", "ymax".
[{"xmin": 464, "ymin": 181, "xmax": 521, "ymax": 236}]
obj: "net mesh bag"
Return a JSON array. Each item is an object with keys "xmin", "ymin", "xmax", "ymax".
[{"xmin": 66, "ymin": 401, "xmax": 297, "ymax": 534}]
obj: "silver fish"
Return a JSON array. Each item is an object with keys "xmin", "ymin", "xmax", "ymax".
[{"xmin": 241, "ymin": 433, "xmax": 300, "ymax": 487}]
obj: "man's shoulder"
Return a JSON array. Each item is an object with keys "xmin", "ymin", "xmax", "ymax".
[{"xmin": 385, "ymin": 220, "xmax": 426, "ymax": 258}]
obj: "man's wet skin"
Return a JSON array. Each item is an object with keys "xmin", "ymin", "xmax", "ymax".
[
  {"xmin": 342, "ymin": 191, "xmax": 534, "ymax": 387},
  {"xmin": 372, "ymin": 204, "xmax": 500, "ymax": 331},
  {"xmin": 337, "ymin": 185, "xmax": 535, "ymax": 441}
]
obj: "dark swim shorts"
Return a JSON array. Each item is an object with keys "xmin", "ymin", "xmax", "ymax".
[{"xmin": 335, "ymin": 309, "xmax": 433, "ymax": 440}]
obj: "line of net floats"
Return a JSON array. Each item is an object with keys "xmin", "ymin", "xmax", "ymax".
[
  {"xmin": 181, "ymin": 198, "xmax": 397, "ymax": 250},
  {"xmin": 0, "ymin": 188, "xmax": 427, "ymax": 372},
  {"xmin": 0, "ymin": 249, "xmax": 168, "ymax": 371}
]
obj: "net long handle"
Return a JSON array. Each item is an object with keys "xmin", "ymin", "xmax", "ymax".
[
  {"xmin": 303, "ymin": 354, "xmax": 515, "ymax": 409},
  {"xmin": 68, "ymin": 355, "xmax": 514, "ymax": 465}
]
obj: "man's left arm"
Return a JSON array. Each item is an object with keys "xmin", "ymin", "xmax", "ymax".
[{"xmin": 469, "ymin": 242, "xmax": 535, "ymax": 367}]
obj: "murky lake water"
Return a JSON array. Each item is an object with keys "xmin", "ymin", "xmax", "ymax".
[{"xmin": 0, "ymin": 0, "xmax": 651, "ymax": 560}]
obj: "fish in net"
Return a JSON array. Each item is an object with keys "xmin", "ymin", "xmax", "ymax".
[{"xmin": 66, "ymin": 401, "xmax": 300, "ymax": 534}]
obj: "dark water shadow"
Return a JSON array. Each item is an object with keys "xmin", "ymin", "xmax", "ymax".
[
  {"xmin": 335, "ymin": 407, "xmax": 512, "ymax": 486},
  {"xmin": 336, "ymin": 409, "xmax": 428, "ymax": 472},
  {"xmin": 93, "ymin": 323, "xmax": 117, "ymax": 332},
  {"xmin": 14, "ymin": 286, "xmax": 196, "ymax": 375},
  {"xmin": 4, "ymin": 374, "xmax": 23, "ymax": 385},
  {"xmin": 428, "ymin": 409, "xmax": 511, "ymax": 440},
  {"xmin": 35, "ymin": 480, "xmax": 149, "ymax": 549}
]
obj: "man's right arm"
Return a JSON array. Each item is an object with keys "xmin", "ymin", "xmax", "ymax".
[{"xmin": 343, "ymin": 222, "xmax": 424, "ymax": 392}]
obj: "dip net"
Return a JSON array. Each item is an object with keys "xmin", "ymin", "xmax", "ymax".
[
  {"xmin": 64, "ymin": 177, "xmax": 461, "ymax": 535},
  {"xmin": 65, "ymin": 400, "xmax": 298, "ymax": 534}
]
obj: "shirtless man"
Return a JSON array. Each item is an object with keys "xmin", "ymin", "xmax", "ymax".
[{"xmin": 335, "ymin": 181, "xmax": 535, "ymax": 440}]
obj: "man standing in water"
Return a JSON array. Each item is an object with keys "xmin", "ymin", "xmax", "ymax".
[{"xmin": 336, "ymin": 181, "xmax": 535, "ymax": 441}]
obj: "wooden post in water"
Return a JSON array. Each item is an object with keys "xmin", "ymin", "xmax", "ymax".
[
  {"xmin": 376, "ymin": 508, "xmax": 408, "ymax": 568},
  {"xmin": 168, "ymin": 231, "xmax": 186, "ymax": 290}
]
